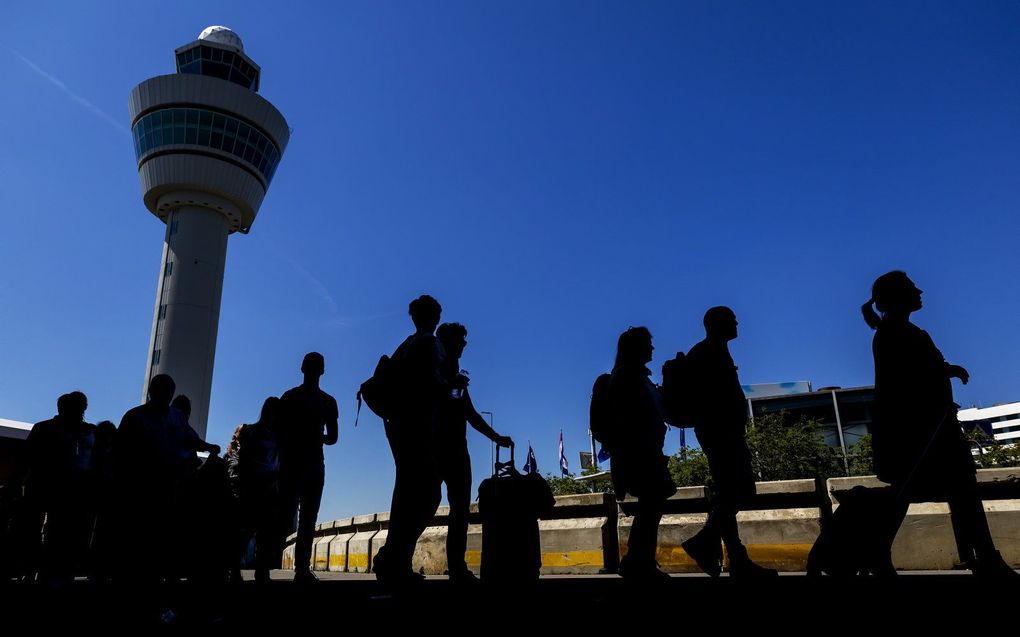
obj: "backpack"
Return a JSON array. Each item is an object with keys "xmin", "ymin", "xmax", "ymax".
[
  {"xmin": 355, "ymin": 354, "xmax": 399, "ymax": 425},
  {"xmin": 589, "ymin": 373, "xmax": 616, "ymax": 449},
  {"xmin": 661, "ymin": 351, "xmax": 694, "ymax": 428}
]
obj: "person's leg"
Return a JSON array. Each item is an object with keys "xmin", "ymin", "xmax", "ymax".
[
  {"xmin": 714, "ymin": 442, "xmax": 749, "ymax": 558},
  {"xmin": 942, "ymin": 471, "xmax": 1017, "ymax": 578},
  {"xmin": 714, "ymin": 440, "xmax": 776, "ymax": 577},
  {"xmin": 254, "ymin": 478, "xmax": 282, "ymax": 578},
  {"xmin": 294, "ymin": 463, "xmax": 325, "ymax": 577},
  {"xmin": 42, "ymin": 504, "xmax": 71, "ymax": 585},
  {"xmin": 625, "ymin": 497, "xmax": 664, "ymax": 572},
  {"xmin": 682, "ymin": 439, "xmax": 724, "ymax": 576},
  {"xmin": 403, "ymin": 432, "xmax": 442, "ymax": 571},
  {"xmin": 375, "ymin": 419, "xmax": 415, "ymax": 578},
  {"xmin": 444, "ymin": 449, "xmax": 472, "ymax": 577}
]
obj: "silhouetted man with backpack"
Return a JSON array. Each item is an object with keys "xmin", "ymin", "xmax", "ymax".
[
  {"xmin": 373, "ymin": 295, "xmax": 465, "ymax": 587},
  {"xmin": 676, "ymin": 307, "xmax": 777, "ymax": 578},
  {"xmin": 279, "ymin": 352, "xmax": 339, "ymax": 584}
]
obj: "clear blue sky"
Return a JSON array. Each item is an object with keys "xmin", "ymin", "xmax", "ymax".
[{"xmin": 1, "ymin": 1, "xmax": 1018, "ymax": 521}]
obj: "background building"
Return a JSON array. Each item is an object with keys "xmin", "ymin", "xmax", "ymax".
[
  {"xmin": 0, "ymin": 419, "xmax": 32, "ymax": 486},
  {"xmin": 745, "ymin": 383, "xmax": 876, "ymax": 468},
  {"xmin": 959, "ymin": 402, "xmax": 1020, "ymax": 447}
]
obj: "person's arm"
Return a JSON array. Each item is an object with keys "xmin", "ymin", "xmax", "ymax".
[
  {"xmin": 946, "ymin": 362, "xmax": 969, "ymax": 384},
  {"xmin": 180, "ymin": 420, "xmax": 220, "ymax": 455},
  {"xmin": 323, "ymin": 397, "xmax": 339, "ymax": 446},
  {"xmin": 463, "ymin": 391, "xmax": 512, "ymax": 447}
]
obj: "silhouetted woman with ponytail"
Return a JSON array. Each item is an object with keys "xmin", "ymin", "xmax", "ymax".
[{"xmin": 864, "ymin": 271, "xmax": 1017, "ymax": 579}]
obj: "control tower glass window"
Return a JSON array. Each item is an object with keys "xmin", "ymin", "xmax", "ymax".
[
  {"xmin": 176, "ymin": 45, "xmax": 259, "ymax": 91},
  {"xmin": 132, "ymin": 107, "xmax": 281, "ymax": 184}
]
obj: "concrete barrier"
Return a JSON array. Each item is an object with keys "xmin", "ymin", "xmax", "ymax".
[
  {"xmin": 620, "ymin": 481, "xmax": 822, "ymax": 573},
  {"xmin": 286, "ymin": 468, "xmax": 1020, "ymax": 573},
  {"xmin": 312, "ymin": 522, "xmax": 336, "ymax": 572},
  {"xmin": 731, "ymin": 507, "xmax": 820, "ymax": 571},
  {"xmin": 412, "ymin": 529, "xmax": 448, "ymax": 575},
  {"xmin": 367, "ymin": 511, "xmax": 389, "ymax": 572},
  {"xmin": 347, "ymin": 514, "xmax": 377, "ymax": 573},
  {"xmin": 539, "ymin": 493, "xmax": 617, "ymax": 574},
  {"xmin": 327, "ymin": 518, "xmax": 355, "ymax": 572},
  {"xmin": 619, "ymin": 485, "xmax": 708, "ymax": 573},
  {"xmin": 464, "ymin": 521, "xmax": 483, "ymax": 574},
  {"xmin": 281, "ymin": 532, "xmax": 297, "ymax": 570}
]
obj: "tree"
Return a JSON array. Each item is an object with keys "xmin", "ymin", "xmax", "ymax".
[
  {"xmin": 545, "ymin": 467, "xmax": 614, "ymax": 496},
  {"xmin": 966, "ymin": 429, "xmax": 1020, "ymax": 469},
  {"xmin": 744, "ymin": 413, "xmax": 843, "ymax": 482},
  {"xmin": 847, "ymin": 434, "xmax": 874, "ymax": 476},
  {"xmin": 668, "ymin": 446, "xmax": 712, "ymax": 488}
]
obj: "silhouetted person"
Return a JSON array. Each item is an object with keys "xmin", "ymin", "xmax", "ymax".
[
  {"xmin": 863, "ymin": 271, "xmax": 1018, "ymax": 579},
  {"xmin": 88, "ymin": 420, "xmax": 117, "ymax": 583},
  {"xmin": 278, "ymin": 353, "xmax": 338, "ymax": 584},
  {"xmin": 607, "ymin": 327, "xmax": 675, "ymax": 582},
  {"xmin": 373, "ymin": 295, "xmax": 463, "ymax": 586},
  {"xmin": 230, "ymin": 397, "xmax": 283, "ymax": 584},
  {"xmin": 680, "ymin": 307, "xmax": 777, "ymax": 578},
  {"xmin": 24, "ymin": 391, "xmax": 96, "ymax": 587},
  {"xmin": 435, "ymin": 322, "xmax": 512, "ymax": 583},
  {"xmin": 115, "ymin": 375, "xmax": 218, "ymax": 586},
  {"xmin": 170, "ymin": 395, "xmax": 205, "ymax": 473}
]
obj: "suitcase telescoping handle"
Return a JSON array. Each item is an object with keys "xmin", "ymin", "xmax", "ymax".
[{"xmin": 494, "ymin": 441, "xmax": 516, "ymax": 477}]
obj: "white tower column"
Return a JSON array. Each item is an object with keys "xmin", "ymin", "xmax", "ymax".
[{"xmin": 143, "ymin": 204, "xmax": 230, "ymax": 438}]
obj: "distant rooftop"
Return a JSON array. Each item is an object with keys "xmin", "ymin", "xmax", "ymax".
[{"xmin": 0, "ymin": 418, "xmax": 33, "ymax": 441}]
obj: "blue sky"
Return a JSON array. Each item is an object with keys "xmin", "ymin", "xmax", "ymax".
[{"xmin": 1, "ymin": 1, "xmax": 1018, "ymax": 521}]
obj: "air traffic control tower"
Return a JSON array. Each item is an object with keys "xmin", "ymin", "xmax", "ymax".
[{"xmin": 129, "ymin": 26, "xmax": 290, "ymax": 437}]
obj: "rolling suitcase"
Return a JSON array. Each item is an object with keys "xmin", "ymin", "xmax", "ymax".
[
  {"xmin": 477, "ymin": 444, "xmax": 555, "ymax": 584},
  {"xmin": 807, "ymin": 413, "xmax": 952, "ymax": 577}
]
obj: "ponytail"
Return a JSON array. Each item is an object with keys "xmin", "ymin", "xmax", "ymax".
[{"xmin": 861, "ymin": 299, "xmax": 881, "ymax": 330}]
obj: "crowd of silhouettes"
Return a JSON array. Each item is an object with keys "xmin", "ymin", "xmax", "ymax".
[{"xmin": 1, "ymin": 273, "xmax": 1017, "ymax": 601}]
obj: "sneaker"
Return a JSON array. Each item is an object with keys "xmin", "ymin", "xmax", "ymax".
[
  {"xmin": 619, "ymin": 557, "xmax": 672, "ymax": 583},
  {"xmin": 293, "ymin": 570, "xmax": 319, "ymax": 584},
  {"xmin": 681, "ymin": 534, "xmax": 722, "ymax": 577}
]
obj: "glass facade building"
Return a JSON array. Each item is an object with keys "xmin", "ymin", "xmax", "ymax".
[{"xmin": 131, "ymin": 107, "xmax": 281, "ymax": 184}]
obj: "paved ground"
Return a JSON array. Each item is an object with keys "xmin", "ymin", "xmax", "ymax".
[{"xmin": 2, "ymin": 570, "xmax": 1017, "ymax": 628}]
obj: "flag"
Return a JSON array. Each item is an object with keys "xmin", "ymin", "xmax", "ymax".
[
  {"xmin": 679, "ymin": 427, "xmax": 687, "ymax": 449},
  {"xmin": 523, "ymin": 444, "xmax": 538, "ymax": 475},
  {"xmin": 597, "ymin": 446, "xmax": 611, "ymax": 463},
  {"xmin": 559, "ymin": 430, "xmax": 569, "ymax": 476}
]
